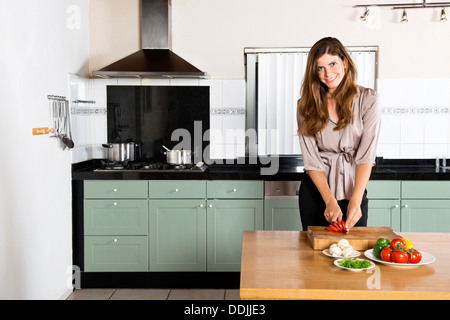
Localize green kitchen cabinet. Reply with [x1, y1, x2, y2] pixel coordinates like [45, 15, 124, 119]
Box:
[84, 180, 148, 199]
[367, 180, 450, 233]
[400, 200, 450, 232]
[366, 199, 401, 231]
[400, 181, 450, 232]
[83, 180, 149, 272]
[148, 180, 207, 271]
[206, 199, 263, 271]
[149, 199, 207, 271]
[84, 199, 148, 236]
[366, 181, 401, 231]
[264, 199, 301, 231]
[206, 180, 264, 272]
[84, 235, 148, 272]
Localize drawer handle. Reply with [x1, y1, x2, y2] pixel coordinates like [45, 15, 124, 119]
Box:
[113, 239, 118, 243]
[208, 204, 213, 208]
[174, 188, 179, 192]
[113, 202, 117, 206]
[392, 205, 399, 209]
[232, 188, 237, 192]
[403, 204, 409, 208]
[113, 188, 118, 192]
[199, 204, 204, 208]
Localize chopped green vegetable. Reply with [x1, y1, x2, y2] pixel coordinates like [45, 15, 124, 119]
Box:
[338, 258, 372, 269]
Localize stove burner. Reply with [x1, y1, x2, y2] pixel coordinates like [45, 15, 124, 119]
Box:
[96, 160, 206, 172]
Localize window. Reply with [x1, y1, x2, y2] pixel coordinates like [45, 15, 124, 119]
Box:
[245, 47, 377, 156]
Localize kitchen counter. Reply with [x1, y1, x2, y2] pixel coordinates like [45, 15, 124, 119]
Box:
[72, 157, 450, 181]
[239, 230, 450, 300]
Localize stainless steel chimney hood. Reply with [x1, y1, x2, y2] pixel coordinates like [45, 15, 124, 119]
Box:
[92, 0, 207, 79]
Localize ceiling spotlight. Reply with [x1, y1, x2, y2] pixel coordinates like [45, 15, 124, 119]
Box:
[360, 8, 371, 21]
[401, 9, 408, 23]
[441, 8, 448, 21]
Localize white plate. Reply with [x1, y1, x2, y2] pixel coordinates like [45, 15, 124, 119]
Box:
[323, 248, 360, 259]
[334, 258, 375, 272]
[364, 249, 436, 268]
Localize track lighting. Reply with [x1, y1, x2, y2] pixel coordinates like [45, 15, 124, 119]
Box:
[441, 8, 448, 21]
[354, 1, 450, 23]
[360, 8, 371, 21]
[401, 9, 408, 23]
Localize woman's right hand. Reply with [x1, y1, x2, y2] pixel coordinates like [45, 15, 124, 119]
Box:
[324, 198, 343, 223]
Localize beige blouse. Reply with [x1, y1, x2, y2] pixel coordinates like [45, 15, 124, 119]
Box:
[298, 86, 381, 201]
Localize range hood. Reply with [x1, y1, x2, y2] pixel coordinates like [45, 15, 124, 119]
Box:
[92, 0, 207, 79]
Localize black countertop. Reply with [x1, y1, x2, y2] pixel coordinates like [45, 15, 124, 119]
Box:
[72, 156, 450, 181]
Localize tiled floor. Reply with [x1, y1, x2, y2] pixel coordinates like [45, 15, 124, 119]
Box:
[66, 288, 240, 300]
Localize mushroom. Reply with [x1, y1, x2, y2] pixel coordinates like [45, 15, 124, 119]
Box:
[342, 246, 354, 257]
[329, 244, 342, 257]
[337, 239, 350, 249]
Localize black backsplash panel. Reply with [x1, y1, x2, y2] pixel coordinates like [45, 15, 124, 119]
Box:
[107, 86, 210, 162]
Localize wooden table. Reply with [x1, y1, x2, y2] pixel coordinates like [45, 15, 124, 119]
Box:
[240, 230, 450, 300]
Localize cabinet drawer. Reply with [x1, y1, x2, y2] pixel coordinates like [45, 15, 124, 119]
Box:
[84, 200, 148, 235]
[84, 236, 148, 272]
[207, 180, 263, 199]
[149, 180, 206, 199]
[84, 180, 148, 199]
[401, 181, 450, 199]
[367, 180, 400, 199]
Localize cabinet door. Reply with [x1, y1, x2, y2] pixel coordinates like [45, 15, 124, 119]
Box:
[149, 180, 206, 199]
[367, 181, 401, 199]
[264, 199, 302, 231]
[84, 180, 148, 199]
[207, 180, 263, 199]
[84, 236, 148, 272]
[149, 200, 206, 271]
[367, 199, 401, 232]
[401, 200, 450, 232]
[84, 200, 148, 235]
[207, 199, 263, 271]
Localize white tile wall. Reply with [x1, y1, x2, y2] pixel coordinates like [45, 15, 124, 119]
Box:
[69, 75, 450, 163]
[376, 77, 450, 159]
[69, 76, 247, 163]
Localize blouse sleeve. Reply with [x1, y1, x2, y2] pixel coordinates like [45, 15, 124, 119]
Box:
[298, 133, 325, 172]
[354, 88, 381, 165]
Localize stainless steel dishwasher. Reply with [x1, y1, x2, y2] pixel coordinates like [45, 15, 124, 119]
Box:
[264, 181, 302, 230]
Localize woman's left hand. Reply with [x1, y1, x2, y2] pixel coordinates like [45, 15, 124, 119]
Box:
[345, 199, 362, 229]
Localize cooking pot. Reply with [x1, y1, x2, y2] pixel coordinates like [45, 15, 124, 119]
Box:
[102, 142, 141, 162]
[163, 145, 192, 165]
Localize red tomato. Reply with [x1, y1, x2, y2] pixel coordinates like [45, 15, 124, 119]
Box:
[392, 249, 409, 263]
[408, 250, 422, 264]
[390, 238, 406, 250]
[380, 247, 393, 262]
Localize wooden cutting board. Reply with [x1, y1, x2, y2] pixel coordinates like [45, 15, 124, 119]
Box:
[307, 226, 402, 250]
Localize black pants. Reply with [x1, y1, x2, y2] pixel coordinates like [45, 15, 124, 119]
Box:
[298, 175, 368, 231]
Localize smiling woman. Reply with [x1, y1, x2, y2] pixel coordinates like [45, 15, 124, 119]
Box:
[244, 46, 376, 156]
[297, 37, 381, 231]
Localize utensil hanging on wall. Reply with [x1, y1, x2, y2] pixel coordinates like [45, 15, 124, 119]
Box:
[48, 95, 74, 150]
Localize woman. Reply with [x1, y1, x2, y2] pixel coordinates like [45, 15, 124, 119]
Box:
[297, 37, 381, 231]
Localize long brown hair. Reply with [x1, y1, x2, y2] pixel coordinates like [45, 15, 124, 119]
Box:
[297, 37, 358, 137]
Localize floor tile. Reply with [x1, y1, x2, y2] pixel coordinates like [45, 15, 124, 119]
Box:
[66, 289, 115, 300]
[109, 289, 170, 300]
[224, 289, 240, 300]
[167, 289, 225, 300]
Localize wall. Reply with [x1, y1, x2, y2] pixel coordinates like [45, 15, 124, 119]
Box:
[0, 0, 89, 299]
[85, 0, 450, 160]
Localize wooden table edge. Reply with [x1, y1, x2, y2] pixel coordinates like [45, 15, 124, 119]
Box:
[239, 287, 450, 300]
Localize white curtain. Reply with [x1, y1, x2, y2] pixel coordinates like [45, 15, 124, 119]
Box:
[255, 48, 376, 156]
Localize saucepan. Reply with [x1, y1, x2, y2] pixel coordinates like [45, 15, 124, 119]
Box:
[102, 142, 142, 162]
[163, 145, 192, 165]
